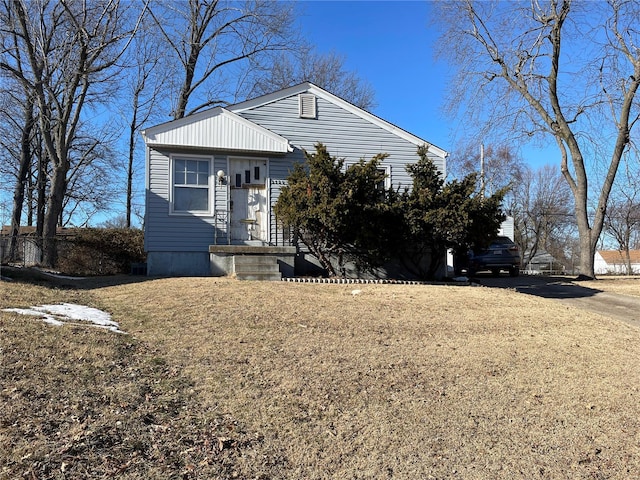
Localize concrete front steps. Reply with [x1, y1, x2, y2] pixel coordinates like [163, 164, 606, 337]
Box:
[233, 255, 282, 281]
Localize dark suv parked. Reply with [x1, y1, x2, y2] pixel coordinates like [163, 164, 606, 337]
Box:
[467, 236, 521, 277]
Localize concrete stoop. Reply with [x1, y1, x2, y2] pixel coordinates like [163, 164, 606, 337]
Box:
[233, 255, 282, 281]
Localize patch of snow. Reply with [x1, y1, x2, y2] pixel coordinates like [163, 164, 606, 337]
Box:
[3, 308, 65, 326]
[2, 303, 125, 334]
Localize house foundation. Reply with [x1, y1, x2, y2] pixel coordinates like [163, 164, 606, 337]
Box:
[209, 245, 297, 278]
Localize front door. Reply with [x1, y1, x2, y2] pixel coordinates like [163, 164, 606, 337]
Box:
[229, 158, 267, 242]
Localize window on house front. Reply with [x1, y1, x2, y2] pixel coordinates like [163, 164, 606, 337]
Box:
[344, 162, 391, 198]
[377, 166, 391, 190]
[173, 158, 210, 212]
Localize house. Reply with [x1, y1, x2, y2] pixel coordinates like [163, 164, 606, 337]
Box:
[522, 251, 565, 275]
[594, 250, 640, 275]
[142, 82, 447, 278]
[498, 216, 515, 241]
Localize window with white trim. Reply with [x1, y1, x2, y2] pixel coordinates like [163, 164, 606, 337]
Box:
[377, 165, 391, 190]
[344, 162, 391, 197]
[172, 157, 210, 213]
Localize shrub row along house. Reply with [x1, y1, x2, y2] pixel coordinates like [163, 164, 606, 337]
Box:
[142, 82, 447, 279]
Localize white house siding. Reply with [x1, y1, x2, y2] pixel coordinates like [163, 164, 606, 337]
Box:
[142, 107, 291, 154]
[594, 250, 640, 275]
[498, 217, 515, 241]
[212, 155, 230, 244]
[236, 94, 443, 190]
[594, 252, 608, 275]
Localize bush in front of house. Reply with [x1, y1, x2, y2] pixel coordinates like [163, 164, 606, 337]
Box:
[397, 145, 506, 279]
[275, 143, 399, 277]
[56, 228, 145, 276]
[275, 143, 506, 280]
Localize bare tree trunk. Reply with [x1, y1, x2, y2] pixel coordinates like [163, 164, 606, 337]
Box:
[26, 168, 34, 226]
[126, 86, 141, 228]
[9, 97, 35, 261]
[8, 1, 142, 266]
[565, 142, 599, 279]
[434, 1, 640, 280]
[36, 150, 46, 241]
[624, 250, 632, 276]
[42, 165, 68, 267]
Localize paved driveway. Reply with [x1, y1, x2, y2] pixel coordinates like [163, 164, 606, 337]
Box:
[475, 274, 640, 328]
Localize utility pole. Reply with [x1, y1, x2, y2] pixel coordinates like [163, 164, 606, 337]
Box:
[480, 143, 485, 197]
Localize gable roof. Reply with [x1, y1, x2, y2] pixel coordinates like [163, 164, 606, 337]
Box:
[141, 107, 292, 154]
[228, 82, 448, 159]
[597, 250, 640, 265]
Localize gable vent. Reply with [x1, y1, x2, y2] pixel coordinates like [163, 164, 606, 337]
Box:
[299, 93, 317, 119]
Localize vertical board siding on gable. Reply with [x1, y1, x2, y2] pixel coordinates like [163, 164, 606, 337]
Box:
[239, 95, 443, 192]
[146, 147, 216, 252]
[149, 113, 287, 153]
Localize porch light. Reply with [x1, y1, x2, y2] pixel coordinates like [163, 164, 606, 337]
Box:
[217, 170, 226, 185]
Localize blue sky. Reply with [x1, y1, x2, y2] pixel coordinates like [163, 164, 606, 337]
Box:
[295, 0, 555, 168]
[297, 1, 451, 150]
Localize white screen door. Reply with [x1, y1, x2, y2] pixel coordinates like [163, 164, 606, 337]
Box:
[229, 159, 267, 242]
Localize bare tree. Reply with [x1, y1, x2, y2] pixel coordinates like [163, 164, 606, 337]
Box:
[605, 197, 640, 273]
[149, 0, 299, 120]
[603, 155, 640, 273]
[0, 81, 35, 261]
[447, 142, 524, 196]
[0, 9, 37, 261]
[119, 22, 166, 227]
[510, 164, 573, 269]
[1, 0, 144, 266]
[61, 128, 120, 227]
[251, 47, 377, 110]
[434, 0, 640, 278]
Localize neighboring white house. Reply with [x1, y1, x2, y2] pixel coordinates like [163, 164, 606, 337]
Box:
[594, 250, 640, 275]
[498, 216, 515, 241]
[141, 82, 448, 278]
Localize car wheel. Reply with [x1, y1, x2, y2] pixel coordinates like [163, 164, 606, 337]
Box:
[491, 268, 500, 277]
[509, 267, 519, 277]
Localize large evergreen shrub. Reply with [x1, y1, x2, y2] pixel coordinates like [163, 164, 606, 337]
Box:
[275, 143, 506, 280]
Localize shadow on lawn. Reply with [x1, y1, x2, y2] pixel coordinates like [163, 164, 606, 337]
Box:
[474, 273, 603, 300]
[0, 265, 155, 290]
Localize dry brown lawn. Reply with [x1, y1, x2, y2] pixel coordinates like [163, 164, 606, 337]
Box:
[2, 272, 640, 479]
[581, 276, 640, 298]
